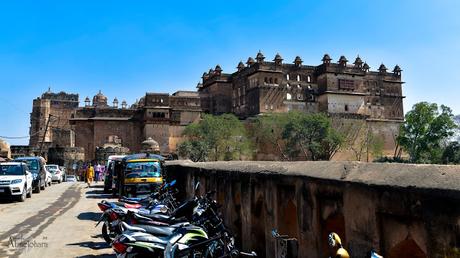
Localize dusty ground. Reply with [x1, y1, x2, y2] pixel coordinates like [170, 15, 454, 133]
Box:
[0, 181, 115, 258]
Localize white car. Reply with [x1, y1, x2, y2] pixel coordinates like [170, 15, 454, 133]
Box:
[66, 175, 78, 182]
[45, 164, 63, 183]
[0, 162, 33, 202]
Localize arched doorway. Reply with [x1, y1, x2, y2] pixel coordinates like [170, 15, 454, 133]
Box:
[321, 213, 346, 257]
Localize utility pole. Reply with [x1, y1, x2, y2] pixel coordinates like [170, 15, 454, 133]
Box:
[38, 114, 52, 157]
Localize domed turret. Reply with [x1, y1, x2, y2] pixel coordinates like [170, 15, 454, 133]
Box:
[393, 65, 402, 76]
[363, 62, 370, 72]
[256, 51, 265, 63]
[378, 63, 387, 74]
[273, 53, 283, 65]
[353, 55, 363, 68]
[294, 56, 303, 66]
[0, 138, 11, 160]
[214, 64, 222, 75]
[237, 61, 245, 71]
[141, 137, 160, 154]
[322, 54, 332, 64]
[338, 55, 348, 66]
[246, 57, 255, 66]
[84, 96, 91, 107]
[92, 90, 108, 107]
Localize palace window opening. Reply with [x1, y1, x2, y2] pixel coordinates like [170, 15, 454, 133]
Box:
[286, 93, 292, 100]
[307, 75, 311, 82]
[297, 75, 301, 81]
[286, 74, 290, 80]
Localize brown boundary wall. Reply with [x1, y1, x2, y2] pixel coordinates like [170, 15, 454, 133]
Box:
[166, 161, 460, 258]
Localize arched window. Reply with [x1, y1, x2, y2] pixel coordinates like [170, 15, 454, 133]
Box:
[307, 75, 311, 82]
[297, 74, 301, 81]
[269, 78, 273, 84]
[286, 74, 290, 80]
[275, 78, 278, 84]
[286, 93, 292, 100]
[286, 83, 291, 89]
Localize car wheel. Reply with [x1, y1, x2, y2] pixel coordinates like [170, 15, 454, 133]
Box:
[26, 186, 32, 198]
[18, 187, 26, 202]
[35, 180, 41, 193]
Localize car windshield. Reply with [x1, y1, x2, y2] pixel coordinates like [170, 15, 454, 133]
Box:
[0, 165, 23, 176]
[45, 165, 59, 171]
[16, 159, 38, 171]
[125, 161, 161, 177]
[126, 172, 160, 178]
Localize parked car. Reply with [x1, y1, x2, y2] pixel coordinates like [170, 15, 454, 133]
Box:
[0, 162, 33, 202]
[66, 175, 78, 182]
[45, 165, 63, 183]
[14, 157, 47, 193]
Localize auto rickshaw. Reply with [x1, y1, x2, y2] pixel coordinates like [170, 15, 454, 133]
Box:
[113, 153, 165, 197]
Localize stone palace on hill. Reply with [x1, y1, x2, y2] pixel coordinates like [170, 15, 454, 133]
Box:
[14, 52, 404, 166]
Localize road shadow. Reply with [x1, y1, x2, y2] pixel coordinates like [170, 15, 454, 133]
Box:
[77, 211, 102, 221]
[85, 188, 114, 199]
[90, 184, 104, 189]
[68, 240, 110, 250]
[0, 199, 15, 204]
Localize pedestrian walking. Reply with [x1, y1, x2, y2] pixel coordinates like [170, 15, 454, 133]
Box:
[86, 164, 94, 187]
[94, 163, 100, 183]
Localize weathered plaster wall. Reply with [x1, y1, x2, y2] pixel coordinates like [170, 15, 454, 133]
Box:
[166, 161, 460, 258]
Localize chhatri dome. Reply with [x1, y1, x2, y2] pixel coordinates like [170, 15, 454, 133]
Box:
[92, 90, 108, 107]
[141, 137, 160, 154]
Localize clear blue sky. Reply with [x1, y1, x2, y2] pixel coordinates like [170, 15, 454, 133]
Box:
[1, 0, 459, 145]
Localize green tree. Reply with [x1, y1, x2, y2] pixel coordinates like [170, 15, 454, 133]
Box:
[178, 114, 251, 161]
[441, 141, 460, 164]
[282, 112, 343, 160]
[397, 102, 457, 163]
[249, 112, 295, 160]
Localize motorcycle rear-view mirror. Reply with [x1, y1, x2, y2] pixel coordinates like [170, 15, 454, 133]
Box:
[194, 182, 200, 197]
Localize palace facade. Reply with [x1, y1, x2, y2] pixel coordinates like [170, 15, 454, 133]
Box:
[23, 52, 404, 162]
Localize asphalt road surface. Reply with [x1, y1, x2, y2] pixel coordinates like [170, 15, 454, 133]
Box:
[0, 181, 115, 258]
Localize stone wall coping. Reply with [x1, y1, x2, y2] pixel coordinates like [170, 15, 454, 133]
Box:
[166, 160, 460, 193]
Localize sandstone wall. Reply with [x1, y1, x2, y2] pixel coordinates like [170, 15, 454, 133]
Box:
[166, 161, 460, 258]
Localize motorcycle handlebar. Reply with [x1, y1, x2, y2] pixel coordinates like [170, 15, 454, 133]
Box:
[239, 251, 257, 257]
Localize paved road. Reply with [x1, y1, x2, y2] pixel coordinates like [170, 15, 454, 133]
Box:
[0, 181, 115, 258]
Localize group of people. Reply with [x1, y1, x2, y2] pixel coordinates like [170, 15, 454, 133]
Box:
[79, 162, 106, 187]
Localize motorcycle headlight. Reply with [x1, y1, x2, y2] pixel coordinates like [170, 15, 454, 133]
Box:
[11, 179, 22, 184]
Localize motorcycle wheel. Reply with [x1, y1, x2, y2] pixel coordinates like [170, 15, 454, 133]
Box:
[102, 222, 115, 244]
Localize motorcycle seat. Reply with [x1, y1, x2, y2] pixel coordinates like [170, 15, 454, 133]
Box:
[120, 222, 146, 233]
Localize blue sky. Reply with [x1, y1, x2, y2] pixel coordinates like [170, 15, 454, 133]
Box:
[0, 0, 459, 145]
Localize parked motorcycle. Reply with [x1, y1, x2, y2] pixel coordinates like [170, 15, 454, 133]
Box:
[110, 183, 257, 257]
[96, 180, 179, 243]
